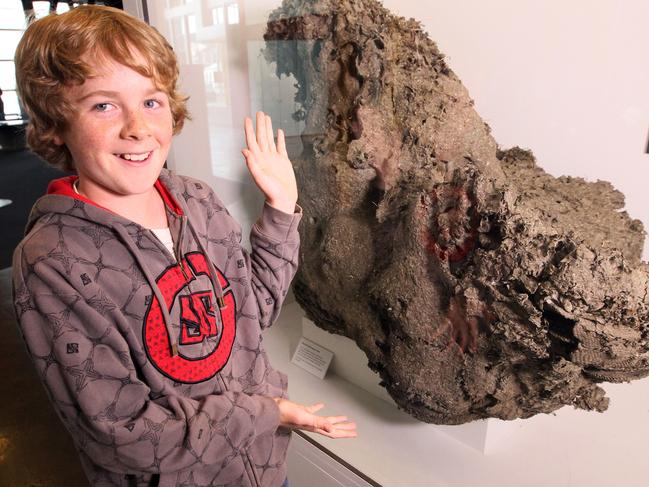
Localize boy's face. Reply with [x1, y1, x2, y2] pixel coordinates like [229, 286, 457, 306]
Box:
[54, 56, 174, 206]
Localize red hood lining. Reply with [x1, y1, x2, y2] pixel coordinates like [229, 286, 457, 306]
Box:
[46, 176, 185, 216]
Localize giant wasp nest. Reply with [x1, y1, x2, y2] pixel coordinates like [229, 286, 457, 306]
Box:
[264, 0, 649, 424]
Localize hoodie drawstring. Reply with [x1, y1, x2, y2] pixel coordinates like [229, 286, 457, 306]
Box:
[184, 217, 228, 311]
[114, 213, 228, 358]
[114, 224, 179, 355]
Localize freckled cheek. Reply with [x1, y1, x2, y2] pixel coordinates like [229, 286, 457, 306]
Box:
[89, 133, 115, 154]
[159, 114, 174, 137]
[156, 124, 174, 146]
[72, 131, 118, 162]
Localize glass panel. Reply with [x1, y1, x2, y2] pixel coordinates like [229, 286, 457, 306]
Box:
[0, 31, 22, 61]
[102, 3, 649, 486]
[148, 1, 305, 234]
[144, 0, 649, 259]
[0, 62, 16, 91]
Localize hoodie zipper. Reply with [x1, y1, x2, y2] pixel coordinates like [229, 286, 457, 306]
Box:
[177, 214, 260, 486]
[153, 190, 258, 486]
[174, 216, 191, 280]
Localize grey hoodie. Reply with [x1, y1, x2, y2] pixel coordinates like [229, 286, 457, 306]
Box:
[12, 169, 301, 487]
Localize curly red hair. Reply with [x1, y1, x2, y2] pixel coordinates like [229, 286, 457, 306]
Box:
[15, 5, 189, 171]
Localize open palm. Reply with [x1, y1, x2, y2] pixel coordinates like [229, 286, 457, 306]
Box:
[274, 398, 357, 439]
[242, 112, 298, 214]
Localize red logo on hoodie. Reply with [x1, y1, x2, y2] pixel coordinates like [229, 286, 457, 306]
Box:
[144, 252, 236, 383]
[179, 292, 220, 345]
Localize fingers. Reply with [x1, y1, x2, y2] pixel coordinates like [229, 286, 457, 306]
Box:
[325, 418, 356, 432]
[312, 416, 334, 433]
[315, 421, 358, 439]
[306, 409, 358, 438]
[278, 400, 358, 439]
[323, 415, 348, 424]
[244, 117, 260, 153]
[334, 422, 357, 431]
[246, 112, 284, 155]
[320, 429, 358, 439]
[266, 114, 277, 151]
[277, 129, 288, 156]
[256, 111, 268, 152]
[447, 295, 480, 355]
[310, 417, 357, 436]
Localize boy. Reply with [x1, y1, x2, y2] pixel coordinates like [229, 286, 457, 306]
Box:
[12, 5, 355, 487]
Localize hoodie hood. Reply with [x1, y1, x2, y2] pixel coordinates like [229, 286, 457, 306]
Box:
[28, 171, 185, 231]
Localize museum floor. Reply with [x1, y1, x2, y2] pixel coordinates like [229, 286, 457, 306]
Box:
[0, 148, 84, 485]
[0, 267, 88, 486]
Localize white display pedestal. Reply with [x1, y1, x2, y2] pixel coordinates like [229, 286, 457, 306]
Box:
[302, 318, 510, 454]
[264, 301, 649, 487]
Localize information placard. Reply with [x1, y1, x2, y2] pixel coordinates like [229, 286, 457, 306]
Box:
[291, 337, 334, 379]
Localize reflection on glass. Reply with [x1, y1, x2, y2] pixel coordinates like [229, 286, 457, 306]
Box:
[226, 4, 239, 24]
[147, 1, 304, 238]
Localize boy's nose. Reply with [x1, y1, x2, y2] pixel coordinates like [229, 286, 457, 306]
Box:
[120, 110, 150, 139]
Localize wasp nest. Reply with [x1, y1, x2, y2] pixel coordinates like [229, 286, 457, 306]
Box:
[264, 0, 649, 424]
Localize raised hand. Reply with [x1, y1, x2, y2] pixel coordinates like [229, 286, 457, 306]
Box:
[273, 398, 358, 439]
[242, 111, 298, 214]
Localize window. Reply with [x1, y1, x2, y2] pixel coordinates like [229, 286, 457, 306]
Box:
[226, 3, 239, 25]
[212, 6, 224, 25]
[0, 2, 74, 121]
[0, 4, 27, 121]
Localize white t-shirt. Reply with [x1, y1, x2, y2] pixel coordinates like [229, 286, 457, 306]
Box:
[150, 227, 175, 257]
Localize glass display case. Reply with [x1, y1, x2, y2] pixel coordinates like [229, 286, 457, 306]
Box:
[123, 2, 649, 486]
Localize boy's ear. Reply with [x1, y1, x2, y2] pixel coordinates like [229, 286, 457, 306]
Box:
[52, 133, 65, 146]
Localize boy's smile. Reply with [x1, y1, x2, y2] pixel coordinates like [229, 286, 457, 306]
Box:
[54, 55, 174, 217]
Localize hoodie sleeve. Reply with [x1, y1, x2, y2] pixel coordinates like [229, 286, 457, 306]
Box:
[246, 202, 302, 330]
[12, 251, 281, 475]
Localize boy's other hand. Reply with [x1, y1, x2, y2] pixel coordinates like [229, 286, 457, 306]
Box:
[273, 398, 358, 439]
[243, 112, 298, 214]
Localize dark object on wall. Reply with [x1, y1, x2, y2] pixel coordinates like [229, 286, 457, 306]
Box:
[264, 0, 649, 424]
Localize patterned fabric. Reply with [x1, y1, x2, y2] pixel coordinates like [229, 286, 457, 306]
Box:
[12, 169, 301, 486]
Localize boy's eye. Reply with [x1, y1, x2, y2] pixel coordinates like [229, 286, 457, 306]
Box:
[144, 99, 161, 109]
[94, 102, 114, 112]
